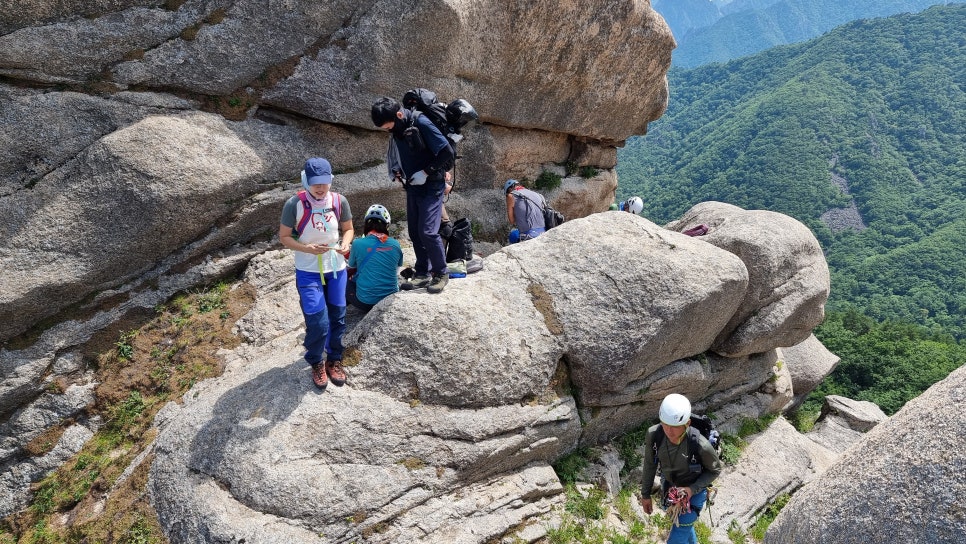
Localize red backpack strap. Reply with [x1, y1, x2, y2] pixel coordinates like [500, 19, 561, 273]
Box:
[295, 190, 312, 236]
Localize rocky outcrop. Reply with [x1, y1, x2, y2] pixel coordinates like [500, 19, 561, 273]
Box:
[707, 395, 885, 544]
[148, 210, 834, 542]
[765, 365, 964, 543]
[0, 0, 674, 344]
[666, 202, 830, 358]
[781, 334, 840, 410]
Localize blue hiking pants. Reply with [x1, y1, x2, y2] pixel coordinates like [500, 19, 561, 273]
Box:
[667, 489, 708, 544]
[406, 181, 447, 276]
[296, 269, 347, 364]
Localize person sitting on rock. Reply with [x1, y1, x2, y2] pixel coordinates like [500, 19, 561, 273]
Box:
[640, 393, 723, 544]
[504, 179, 546, 243]
[347, 204, 403, 312]
[278, 157, 353, 391]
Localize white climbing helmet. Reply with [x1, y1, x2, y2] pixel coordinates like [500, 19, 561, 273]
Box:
[659, 393, 691, 426]
[625, 196, 644, 215]
[365, 204, 391, 225]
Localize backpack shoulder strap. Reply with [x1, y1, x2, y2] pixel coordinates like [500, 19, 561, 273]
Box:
[652, 425, 665, 464]
[356, 236, 384, 272]
[330, 191, 341, 223]
[513, 190, 546, 210]
[686, 426, 703, 464]
[295, 190, 312, 236]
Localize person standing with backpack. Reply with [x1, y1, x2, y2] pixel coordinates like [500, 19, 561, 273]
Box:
[503, 179, 547, 243]
[278, 158, 353, 390]
[640, 393, 723, 543]
[371, 96, 454, 294]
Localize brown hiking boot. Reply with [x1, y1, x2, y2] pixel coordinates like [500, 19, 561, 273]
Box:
[311, 363, 328, 390]
[326, 360, 346, 387]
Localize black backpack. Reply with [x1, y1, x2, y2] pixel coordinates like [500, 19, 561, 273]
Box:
[512, 191, 565, 230]
[401, 88, 478, 144]
[542, 205, 565, 229]
[652, 414, 722, 466]
[445, 217, 474, 263]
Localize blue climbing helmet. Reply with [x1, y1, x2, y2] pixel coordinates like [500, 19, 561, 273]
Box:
[503, 179, 519, 195]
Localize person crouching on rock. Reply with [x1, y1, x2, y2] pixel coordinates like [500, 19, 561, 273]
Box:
[640, 393, 723, 544]
[278, 158, 353, 391]
[504, 179, 546, 244]
[347, 204, 403, 313]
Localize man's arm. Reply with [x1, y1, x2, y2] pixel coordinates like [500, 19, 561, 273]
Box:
[690, 436, 723, 494]
[506, 193, 516, 224]
[639, 426, 659, 514]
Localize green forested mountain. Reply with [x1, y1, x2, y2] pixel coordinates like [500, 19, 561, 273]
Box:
[617, 5, 966, 410]
[664, 0, 951, 68]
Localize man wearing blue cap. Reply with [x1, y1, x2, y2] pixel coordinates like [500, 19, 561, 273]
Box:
[278, 158, 354, 390]
[371, 96, 454, 293]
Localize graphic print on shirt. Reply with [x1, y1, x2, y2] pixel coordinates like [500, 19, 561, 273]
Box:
[310, 210, 334, 232]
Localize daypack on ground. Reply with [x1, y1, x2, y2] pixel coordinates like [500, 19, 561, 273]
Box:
[445, 217, 474, 263]
[652, 413, 722, 466]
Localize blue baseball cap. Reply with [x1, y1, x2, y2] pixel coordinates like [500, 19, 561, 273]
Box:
[303, 158, 333, 185]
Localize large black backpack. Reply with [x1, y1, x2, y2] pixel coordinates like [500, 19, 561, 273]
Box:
[652, 414, 722, 466]
[445, 217, 474, 263]
[401, 88, 478, 144]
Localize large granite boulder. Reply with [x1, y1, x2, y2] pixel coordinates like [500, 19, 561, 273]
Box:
[781, 334, 840, 410]
[0, 0, 673, 344]
[351, 212, 748, 409]
[707, 394, 885, 544]
[666, 201, 830, 358]
[765, 364, 966, 544]
[147, 210, 833, 541]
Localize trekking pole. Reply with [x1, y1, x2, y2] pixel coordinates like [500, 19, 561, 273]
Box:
[706, 486, 717, 527]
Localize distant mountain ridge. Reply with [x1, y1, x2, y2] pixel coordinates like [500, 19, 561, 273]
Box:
[653, 0, 953, 67]
[617, 4, 966, 337]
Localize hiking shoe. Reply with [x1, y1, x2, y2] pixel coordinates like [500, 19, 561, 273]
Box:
[427, 273, 448, 294]
[311, 363, 328, 390]
[401, 274, 430, 290]
[326, 360, 346, 387]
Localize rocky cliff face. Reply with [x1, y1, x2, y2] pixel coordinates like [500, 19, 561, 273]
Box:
[0, 0, 674, 343]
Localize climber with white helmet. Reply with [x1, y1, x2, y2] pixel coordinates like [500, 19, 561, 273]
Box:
[640, 393, 723, 543]
[618, 196, 645, 215]
[347, 204, 404, 313]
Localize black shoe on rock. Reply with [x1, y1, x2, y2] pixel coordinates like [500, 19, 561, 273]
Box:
[427, 274, 448, 294]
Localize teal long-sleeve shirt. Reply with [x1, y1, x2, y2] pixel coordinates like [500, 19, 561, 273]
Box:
[640, 424, 722, 497]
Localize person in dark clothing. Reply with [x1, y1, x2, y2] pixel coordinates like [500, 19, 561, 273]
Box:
[640, 393, 723, 544]
[371, 96, 454, 294]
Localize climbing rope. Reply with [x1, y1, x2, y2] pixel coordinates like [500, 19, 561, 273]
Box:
[665, 487, 691, 527]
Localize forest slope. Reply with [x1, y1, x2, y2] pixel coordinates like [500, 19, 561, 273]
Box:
[617, 5, 966, 410]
